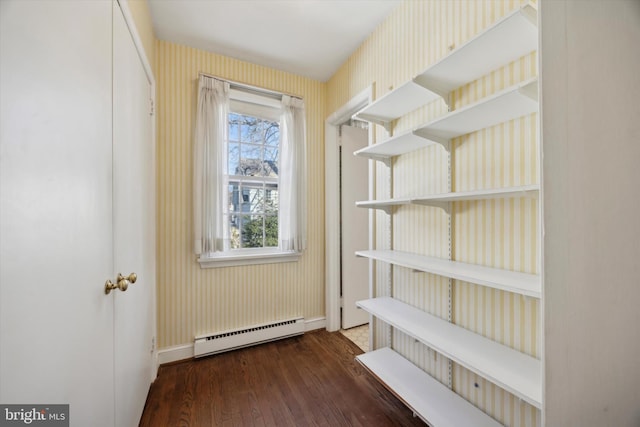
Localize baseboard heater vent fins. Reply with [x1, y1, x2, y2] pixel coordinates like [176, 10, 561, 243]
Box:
[194, 317, 305, 358]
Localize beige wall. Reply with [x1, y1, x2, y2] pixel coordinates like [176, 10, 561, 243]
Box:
[126, 0, 155, 73]
[155, 40, 327, 349]
[327, 1, 539, 426]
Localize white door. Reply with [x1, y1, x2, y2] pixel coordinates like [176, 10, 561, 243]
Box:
[0, 1, 154, 426]
[0, 0, 116, 424]
[112, 3, 155, 426]
[340, 125, 370, 329]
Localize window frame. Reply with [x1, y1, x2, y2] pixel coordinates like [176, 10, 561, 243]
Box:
[198, 88, 300, 268]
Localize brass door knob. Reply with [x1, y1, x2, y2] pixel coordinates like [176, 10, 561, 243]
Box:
[118, 272, 137, 285]
[104, 273, 137, 295]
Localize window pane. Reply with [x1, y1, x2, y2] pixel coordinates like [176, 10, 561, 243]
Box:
[239, 116, 251, 142]
[262, 160, 277, 177]
[264, 147, 278, 171]
[229, 113, 240, 142]
[241, 185, 264, 214]
[228, 214, 240, 249]
[228, 142, 239, 175]
[240, 116, 253, 142]
[239, 145, 263, 176]
[265, 185, 278, 213]
[264, 123, 279, 147]
[241, 215, 264, 248]
[228, 183, 239, 213]
[251, 120, 265, 143]
[240, 143, 262, 159]
[265, 215, 278, 247]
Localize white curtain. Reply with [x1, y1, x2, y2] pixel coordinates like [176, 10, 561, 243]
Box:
[193, 76, 230, 255]
[279, 95, 307, 252]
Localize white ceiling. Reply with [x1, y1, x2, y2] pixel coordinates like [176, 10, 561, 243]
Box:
[148, 0, 401, 82]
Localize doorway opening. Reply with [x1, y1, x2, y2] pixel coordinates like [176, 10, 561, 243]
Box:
[325, 86, 375, 351]
[338, 120, 370, 350]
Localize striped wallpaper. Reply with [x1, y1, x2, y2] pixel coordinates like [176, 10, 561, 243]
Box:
[154, 1, 539, 425]
[155, 40, 327, 349]
[327, 1, 539, 426]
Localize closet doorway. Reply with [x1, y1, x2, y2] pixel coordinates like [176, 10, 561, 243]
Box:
[339, 123, 369, 329]
[325, 86, 374, 336]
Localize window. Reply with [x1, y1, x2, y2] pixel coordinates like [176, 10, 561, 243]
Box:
[193, 75, 306, 268]
[227, 112, 280, 250]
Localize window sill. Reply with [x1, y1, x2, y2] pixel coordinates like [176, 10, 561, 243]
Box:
[198, 250, 301, 269]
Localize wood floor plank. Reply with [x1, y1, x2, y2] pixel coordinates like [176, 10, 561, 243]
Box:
[140, 330, 425, 426]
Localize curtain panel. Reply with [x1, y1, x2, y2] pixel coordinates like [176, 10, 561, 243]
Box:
[279, 95, 307, 252]
[193, 76, 230, 255]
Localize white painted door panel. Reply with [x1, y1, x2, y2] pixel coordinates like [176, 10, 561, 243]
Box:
[113, 3, 155, 426]
[0, 1, 115, 425]
[1, 2, 154, 426]
[340, 125, 369, 329]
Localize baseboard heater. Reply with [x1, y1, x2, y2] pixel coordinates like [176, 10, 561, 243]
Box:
[194, 317, 305, 358]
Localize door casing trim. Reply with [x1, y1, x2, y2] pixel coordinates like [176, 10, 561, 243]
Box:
[325, 86, 374, 333]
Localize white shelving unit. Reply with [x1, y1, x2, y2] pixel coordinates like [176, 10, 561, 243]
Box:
[356, 184, 539, 213]
[354, 128, 439, 163]
[356, 347, 503, 427]
[355, 78, 538, 162]
[353, 3, 540, 425]
[357, 297, 542, 408]
[355, 3, 537, 131]
[356, 250, 541, 298]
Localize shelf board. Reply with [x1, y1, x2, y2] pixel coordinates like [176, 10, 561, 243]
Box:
[355, 197, 412, 214]
[414, 3, 537, 102]
[357, 297, 542, 408]
[354, 3, 537, 128]
[355, 249, 540, 298]
[354, 128, 442, 162]
[355, 78, 538, 161]
[357, 347, 503, 427]
[356, 184, 539, 214]
[412, 184, 539, 210]
[415, 78, 538, 143]
[355, 80, 441, 129]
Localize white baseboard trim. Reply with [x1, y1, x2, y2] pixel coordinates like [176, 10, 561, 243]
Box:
[152, 351, 159, 381]
[304, 316, 326, 332]
[157, 343, 194, 365]
[156, 317, 327, 366]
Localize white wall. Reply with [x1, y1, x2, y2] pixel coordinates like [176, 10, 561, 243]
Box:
[541, 0, 640, 425]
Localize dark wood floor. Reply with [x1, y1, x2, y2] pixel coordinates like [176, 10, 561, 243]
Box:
[140, 329, 425, 426]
